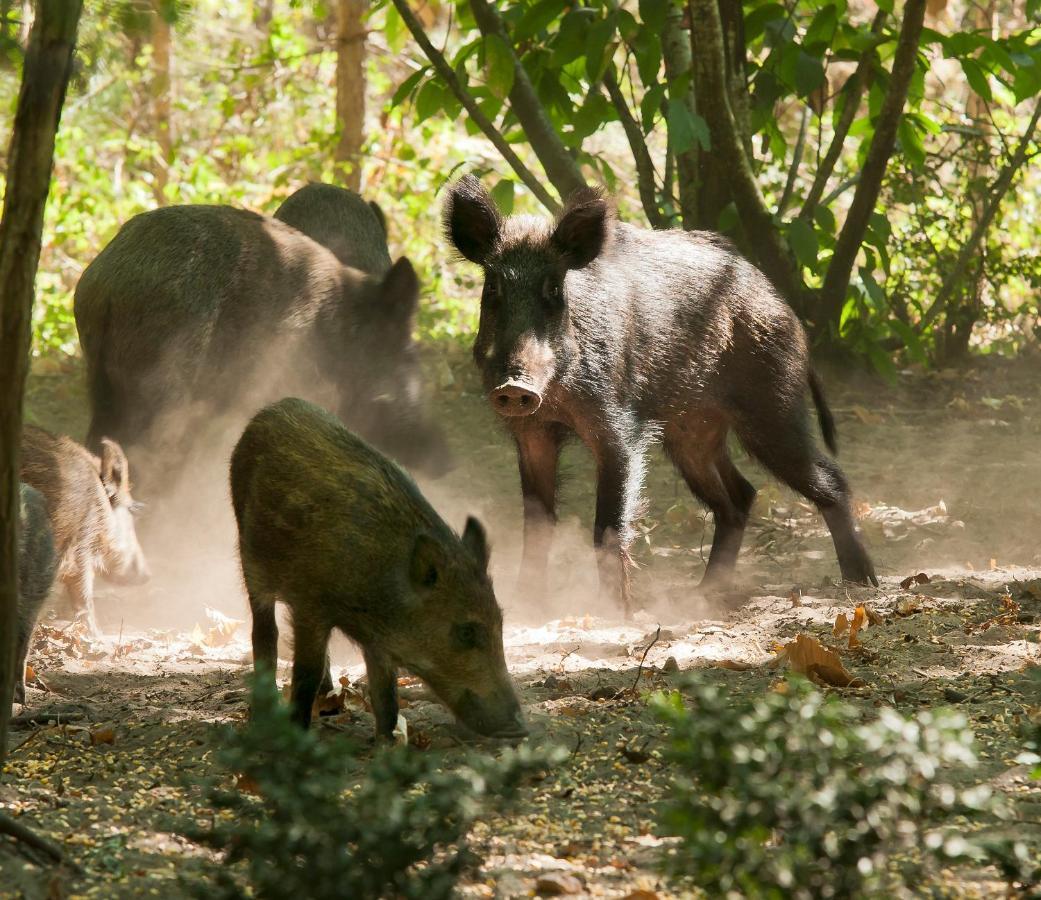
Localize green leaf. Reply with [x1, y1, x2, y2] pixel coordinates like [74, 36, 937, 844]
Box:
[390, 68, 428, 109]
[573, 93, 613, 142]
[960, 58, 993, 102]
[552, 10, 591, 66]
[745, 3, 787, 44]
[632, 28, 662, 86]
[384, 4, 406, 53]
[639, 0, 669, 31]
[786, 218, 819, 269]
[640, 83, 667, 133]
[897, 116, 925, 168]
[490, 179, 515, 216]
[666, 99, 710, 154]
[414, 80, 445, 122]
[804, 5, 838, 49]
[794, 50, 826, 96]
[485, 35, 516, 100]
[515, 0, 562, 41]
[585, 13, 618, 83]
[813, 204, 836, 235]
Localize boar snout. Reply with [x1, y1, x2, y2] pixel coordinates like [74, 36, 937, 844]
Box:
[454, 687, 528, 739]
[489, 380, 543, 417]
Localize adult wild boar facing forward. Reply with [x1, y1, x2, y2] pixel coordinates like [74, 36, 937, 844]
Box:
[75, 202, 450, 486]
[445, 176, 877, 615]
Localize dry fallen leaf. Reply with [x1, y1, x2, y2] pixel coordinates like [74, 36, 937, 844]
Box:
[863, 605, 885, 626]
[833, 613, 850, 636]
[204, 607, 244, 647]
[849, 606, 867, 648]
[850, 405, 883, 425]
[236, 773, 261, 795]
[89, 727, 116, 746]
[896, 598, 920, 616]
[24, 663, 35, 682]
[713, 659, 757, 671]
[990, 558, 999, 571]
[900, 572, 932, 590]
[622, 892, 660, 900]
[779, 634, 865, 688]
[789, 588, 802, 607]
[536, 873, 584, 896]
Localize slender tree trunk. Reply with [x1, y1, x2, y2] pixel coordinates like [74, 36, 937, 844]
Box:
[662, 3, 698, 228]
[334, 0, 366, 191]
[687, 0, 804, 306]
[150, 0, 172, 203]
[603, 69, 664, 228]
[817, 0, 927, 335]
[0, 0, 82, 765]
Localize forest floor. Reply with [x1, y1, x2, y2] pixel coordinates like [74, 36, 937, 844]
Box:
[3, 349, 1041, 898]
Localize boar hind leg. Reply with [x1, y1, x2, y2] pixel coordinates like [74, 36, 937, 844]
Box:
[666, 419, 756, 588]
[249, 595, 279, 679]
[363, 648, 399, 740]
[515, 425, 563, 601]
[288, 612, 332, 729]
[738, 413, 877, 587]
[13, 625, 32, 705]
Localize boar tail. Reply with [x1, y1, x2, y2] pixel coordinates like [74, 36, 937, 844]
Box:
[808, 368, 838, 456]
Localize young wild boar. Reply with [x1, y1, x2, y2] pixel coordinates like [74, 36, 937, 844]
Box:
[74, 200, 450, 487]
[20, 426, 150, 637]
[230, 397, 526, 740]
[13, 483, 58, 705]
[274, 182, 391, 275]
[445, 176, 877, 614]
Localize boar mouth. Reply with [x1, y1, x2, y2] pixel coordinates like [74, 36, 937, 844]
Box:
[488, 380, 543, 418]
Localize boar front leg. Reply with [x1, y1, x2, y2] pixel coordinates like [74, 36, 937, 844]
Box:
[591, 432, 647, 618]
[363, 648, 400, 741]
[514, 424, 563, 603]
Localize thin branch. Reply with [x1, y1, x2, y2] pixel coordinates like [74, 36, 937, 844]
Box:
[818, 0, 927, 331]
[603, 69, 665, 228]
[389, 0, 561, 213]
[820, 174, 860, 207]
[662, 2, 699, 228]
[0, 811, 70, 868]
[778, 104, 809, 217]
[468, 0, 586, 200]
[918, 95, 1041, 332]
[799, 9, 887, 221]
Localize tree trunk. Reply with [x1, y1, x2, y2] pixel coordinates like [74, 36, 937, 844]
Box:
[150, 0, 172, 203]
[816, 0, 927, 335]
[687, 0, 804, 307]
[334, 0, 366, 191]
[0, 0, 82, 765]
[662, 4, 698, 229]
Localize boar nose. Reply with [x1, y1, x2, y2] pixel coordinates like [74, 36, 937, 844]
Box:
[489, 381, 542, 417]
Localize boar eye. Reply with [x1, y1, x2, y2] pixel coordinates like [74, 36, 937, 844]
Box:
[421, 564, 438, 587]
[542, 278, 564, 305]
[452, 621, 484, 650]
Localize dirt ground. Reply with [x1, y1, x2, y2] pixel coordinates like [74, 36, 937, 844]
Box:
[3, 349, 1041, 898]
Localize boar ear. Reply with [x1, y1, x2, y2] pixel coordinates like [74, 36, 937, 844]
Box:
[551, 186, 613, 270]
[378, 256, 420, 323]
[409, 533, 442, 591]
[444, 175, 502, 265]
[368, 200, 388, 238]
[461, 516, 490, 571]
[99, 438, 129, 502]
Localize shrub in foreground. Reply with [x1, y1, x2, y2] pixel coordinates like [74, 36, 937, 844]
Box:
[191, 676, 559, 900]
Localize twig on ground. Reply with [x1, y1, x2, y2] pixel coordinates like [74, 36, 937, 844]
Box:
[0, 811, 77, 870]
[631, 625, 662, 692]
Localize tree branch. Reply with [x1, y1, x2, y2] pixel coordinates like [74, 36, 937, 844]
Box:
[817, 0, 926, 332]
[918, 95, 1041, 332]
[778, 104, 809, 217]
[603, 69, 664, 228]
[799, 9, 887, 221]
[468, 0, 586, 201]
[389, 0, 561, 213]
[687, 0, 805, 306]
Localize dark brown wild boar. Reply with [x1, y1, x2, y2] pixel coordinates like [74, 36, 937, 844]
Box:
[444, 176, 877, 615]
[230, 397, 526, 740]
[74, 198, 450, 487]
[21, 426, 150, 637]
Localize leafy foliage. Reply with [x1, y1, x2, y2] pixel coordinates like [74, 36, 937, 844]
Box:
[190, 674, 561, 900]
[652, 676, 993, 897]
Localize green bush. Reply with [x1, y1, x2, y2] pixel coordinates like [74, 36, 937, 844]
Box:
[191, 675, 559, 900]
[652, 676, 988, 898]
